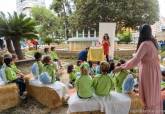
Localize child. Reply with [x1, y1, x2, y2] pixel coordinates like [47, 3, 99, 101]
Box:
[114, 59, 129, 93]
[92, 62, 101, 75]
[50, 47, 59, 61]
[109, 61, 115, 73]
[75, 62, 93, 99]
[44, 47, 50, 55]
[161, 71, 165, 89]
[41, 56, 56, 84]
[93, 61, 113, 96]
[122, 75, 144, 114]
[11, 54, 25, 77]
[50, 46, 62, 68]
[4, 57, 27, 99]
[75, 60, 82, 73]
[31, 52, 43, 79]
[67, 64, 76, 86]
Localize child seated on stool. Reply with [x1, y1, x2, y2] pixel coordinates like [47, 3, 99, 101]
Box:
[40, 55, 56, 84]
[31, 52, 43, 79]
[4, 57, 27, 99]
[114, 59, 129, 93]
[122, 75, 144, 114]
[11, 54, 24, 76]
[75, 62, 93, 99]
[67, 64, 76, 87]
[93, 61, 113, 96]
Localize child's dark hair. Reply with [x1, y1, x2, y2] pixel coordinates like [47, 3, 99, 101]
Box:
[51, 47, 55, 51]
[88, 61, 92, 68]
[0, 55, 3, 65]
[100, 61, 110, 74]
[34, 52, 42, 61]
[162, 71, 165, 77]
[67, 64, 74, 73]
[12, 54, 17, 60]
[4, 57, 12, 67]
[42, 56, 51, 64]
[119, 59, 126, 64]
[77, 60, 82, 66]
[109, 62, 115, 73]
[44, 47, 49, 53]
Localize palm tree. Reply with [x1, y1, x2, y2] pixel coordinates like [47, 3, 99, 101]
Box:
[0, 12, 15, 53]
[0, 12, 38, 59]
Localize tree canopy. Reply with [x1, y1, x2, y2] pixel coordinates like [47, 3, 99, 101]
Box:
[31, 6, 64, 42]
[69, 0, 159, 32]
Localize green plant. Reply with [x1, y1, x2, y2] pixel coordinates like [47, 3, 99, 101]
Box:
[44, 38, 53, 45]
[117, 31, 132, 43]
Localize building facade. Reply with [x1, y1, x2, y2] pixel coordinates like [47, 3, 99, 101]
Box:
[16, 0, 45, 16]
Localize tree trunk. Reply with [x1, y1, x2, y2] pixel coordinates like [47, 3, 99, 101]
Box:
[5, 37, 15, 53]
[12, 38, 24, 60]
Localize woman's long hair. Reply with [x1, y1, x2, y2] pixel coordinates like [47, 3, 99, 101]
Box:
[137, 24, 158, 51]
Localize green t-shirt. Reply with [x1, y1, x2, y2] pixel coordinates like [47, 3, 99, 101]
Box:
[75, 75, 93, 98]
[36, 61, 43, 75]
[93, 74, 113, 96]
[114, 70, 128, 93]
[161, 81, 165, 89]
[50, 51, 59, 60]
[75, 66, 80, 73]
[5, 66, 17, 81]
[11, 63, 20, 73]
[69, 72, 76, 81]
[43, 64, 56, 83]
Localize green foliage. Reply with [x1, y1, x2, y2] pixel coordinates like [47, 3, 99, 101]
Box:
[50, 0, 73, 39]
[0, 11, 37, 59]
[117, 31, 132, 43]
[70, 0, 159, 32]
[44, 37, 53, 45]
[31, 6, 64, 42]
[0, 12, 37, 39]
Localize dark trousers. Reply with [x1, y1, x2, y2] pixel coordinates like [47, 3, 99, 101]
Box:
[12, 78, 26, 96]
[106, 54, 109, 62]
[163, 100, 165, 114]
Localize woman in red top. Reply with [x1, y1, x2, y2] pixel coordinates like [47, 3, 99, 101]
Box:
[102, 34, 110, 62]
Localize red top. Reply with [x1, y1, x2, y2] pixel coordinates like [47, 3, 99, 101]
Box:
[102, 40, 110, 55]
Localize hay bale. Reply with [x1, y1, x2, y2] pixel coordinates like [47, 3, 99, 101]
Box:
[69, 93, 144, 114]
[129, 93, 144, 114]
[26, 81, 62, 109]
[69, 111, 105, 114]
[0, 83, 20, 112]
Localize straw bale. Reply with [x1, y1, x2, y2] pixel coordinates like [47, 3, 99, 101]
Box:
[26, 81, 62, 109]
[69, 111, 105, 114]
[0, 83, 19, 112]
[129, 93, 144, 114]
[69, 93, 144, 114]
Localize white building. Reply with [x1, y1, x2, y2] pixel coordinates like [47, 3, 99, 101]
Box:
[16, 0, 45, 16]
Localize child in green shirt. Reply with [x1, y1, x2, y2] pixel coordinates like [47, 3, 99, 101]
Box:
[93, 61, 113, 96]
[32, 52, 43, 79]
[50, 47, 62, 68]
[114, 60, 129, 93]
[75, 62, 93, 99]
[74, 60, 82, 73]
[4, 57, 27, 99]
[67, 64, 76, 86]
[42, 56, 56, 83]
[11, 54, 24, 76]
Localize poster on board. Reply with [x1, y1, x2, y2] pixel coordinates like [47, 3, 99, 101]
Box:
[99, 23, 116, 58]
